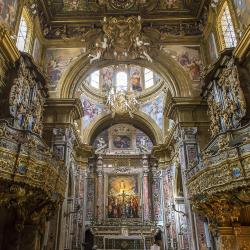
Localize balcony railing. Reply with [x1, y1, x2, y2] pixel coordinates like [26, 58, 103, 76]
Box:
[186, 123, 250, 198]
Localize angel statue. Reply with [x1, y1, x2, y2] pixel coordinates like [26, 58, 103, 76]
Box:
[88, 37, 109, 64]
[134, 36, 153, 63]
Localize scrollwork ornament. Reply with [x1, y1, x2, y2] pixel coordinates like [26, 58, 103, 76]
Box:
[207, 58, 246, 137]
[109, 0, 136, 10]
[9, 57, 45, 135]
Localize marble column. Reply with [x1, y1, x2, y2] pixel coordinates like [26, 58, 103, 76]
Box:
[151, 162, 163, 225]
[96, 155, 104, 224]
[142, 155, 151, 222]
[178, 127, 207, 250]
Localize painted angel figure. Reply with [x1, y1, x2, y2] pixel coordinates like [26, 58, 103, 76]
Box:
[134, 36, 153, 62]
[88, 37, 109, 64]
[106, 93, 113, 107]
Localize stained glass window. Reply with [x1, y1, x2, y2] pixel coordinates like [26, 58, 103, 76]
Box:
[16, 16, 28, 51]
[220, 5, 237, 48]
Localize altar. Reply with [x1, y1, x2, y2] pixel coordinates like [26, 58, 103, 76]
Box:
[103, 235, 146, 250]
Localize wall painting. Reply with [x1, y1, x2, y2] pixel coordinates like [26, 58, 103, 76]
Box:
[129, 65, 142, 92]
[162, 45, 202, 81]
[80, 95, 107, 128]
[45, 48, 84, 88]
[0, 0, 18, 29]
[107, 175, 140, 219]
[233, 0, 250, 32]
[141, 95, 164, 129]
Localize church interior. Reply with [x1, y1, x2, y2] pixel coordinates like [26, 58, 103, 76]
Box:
[0, 0, 250, 249]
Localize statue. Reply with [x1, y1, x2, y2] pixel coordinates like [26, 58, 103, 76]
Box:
[88, 37, 109, 63]
[134, 36, 153, 62]
[97, 137, 106, 149]
[95, 137, 107, 153]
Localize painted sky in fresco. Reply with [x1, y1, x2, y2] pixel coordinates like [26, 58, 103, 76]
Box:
[141, 95, 164, 129]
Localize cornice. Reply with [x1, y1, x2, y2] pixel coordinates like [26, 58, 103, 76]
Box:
[233, 26, 250, 63]
[44, 98, 84, 120]
[165, 97, 207, 119]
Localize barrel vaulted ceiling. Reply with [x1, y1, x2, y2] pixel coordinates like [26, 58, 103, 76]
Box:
[36, 0, 208, 39]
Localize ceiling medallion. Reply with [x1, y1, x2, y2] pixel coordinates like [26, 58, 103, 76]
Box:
[109, 0, 136, 10]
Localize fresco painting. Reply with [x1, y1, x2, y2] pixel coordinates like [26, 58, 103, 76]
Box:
[80, 95, 107, 128]
[45, 48, 84, 88]
[141, 95, 164, 129]
[101, 66, 114, 93]
[130, 66, 142, 92]
[113, 135, 131, 149]
[0, 0, 17, 29]
[108, 175, 140, 219]
[162, 45, 202, 81]
[233, 0, 250, 32]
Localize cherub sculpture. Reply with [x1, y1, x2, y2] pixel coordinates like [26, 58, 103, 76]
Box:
[88, 37, 109, 63]
[134, 36, 153, 62]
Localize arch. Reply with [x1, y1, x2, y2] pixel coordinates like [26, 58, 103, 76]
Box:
[59, 48, 194, 98]
[82, 111, 163, 145]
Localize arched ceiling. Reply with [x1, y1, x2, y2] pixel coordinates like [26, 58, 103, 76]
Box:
[82, 111, 163, 145]
[36, 0, 208, 40]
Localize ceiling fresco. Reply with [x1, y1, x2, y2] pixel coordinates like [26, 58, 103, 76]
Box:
[42, 0, 190, 15]
[35, 0, 208, 40]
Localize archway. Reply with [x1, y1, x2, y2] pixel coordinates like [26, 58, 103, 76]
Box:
[58, 48, 195, 99]
[82, 111, 163, 145]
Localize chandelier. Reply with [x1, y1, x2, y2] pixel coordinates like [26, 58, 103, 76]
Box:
[105, 88, 140, 118]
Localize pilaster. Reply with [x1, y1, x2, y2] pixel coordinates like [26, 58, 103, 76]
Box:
[142, 155, 151, 223]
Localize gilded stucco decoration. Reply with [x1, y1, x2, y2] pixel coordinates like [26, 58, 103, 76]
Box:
[88, 16, 153, 62]
[0, 120, 67, 230]
[106, 90, 140, 118]
[206, 58, 246, 137]
[9, 57, 46, 135]
[99, 0, 137, 10]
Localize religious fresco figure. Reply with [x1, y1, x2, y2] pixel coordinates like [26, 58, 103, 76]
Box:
[107, 175, 140, 219]
[0, 0, 17, 28]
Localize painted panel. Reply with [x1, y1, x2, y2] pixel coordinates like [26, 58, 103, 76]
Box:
[129, 65, 142, 92]
[0, 0, 18, 29]
[107, 175, 140, 219]
[101, 66, 114, 93]
[80, 95, 107, 128]
[45, 48, 84, 88]
[162, 45, 202, 81]
[113, 135, 131, 149]
[141, 95, 164, 129]
[233, 0, 250, 32]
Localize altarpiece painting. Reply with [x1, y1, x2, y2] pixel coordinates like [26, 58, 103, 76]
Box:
[107, 175, 140, 219]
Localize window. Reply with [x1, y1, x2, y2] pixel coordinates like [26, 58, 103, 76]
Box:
[116, 71, 127, 91]
[219, 4, 237, 48]
[144, 68, 154, 88]
[16, 16, 28, 51]
[90, 70, 100, 88]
